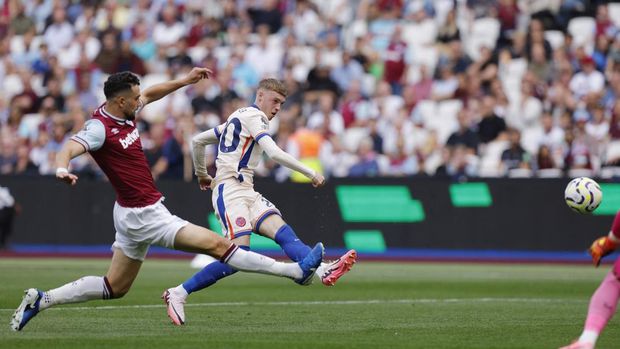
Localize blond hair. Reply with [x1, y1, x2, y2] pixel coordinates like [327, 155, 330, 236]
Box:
[258, 78, 288, 97]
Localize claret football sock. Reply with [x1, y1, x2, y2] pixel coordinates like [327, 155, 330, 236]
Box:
[274, 224, 311, 262]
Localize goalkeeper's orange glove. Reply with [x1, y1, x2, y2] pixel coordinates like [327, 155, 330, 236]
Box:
[589, 236, 618, 267]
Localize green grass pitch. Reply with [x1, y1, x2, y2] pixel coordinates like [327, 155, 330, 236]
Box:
[0, 258, 618, 349]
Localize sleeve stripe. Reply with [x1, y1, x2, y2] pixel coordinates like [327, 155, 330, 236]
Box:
[255, 132, 270, 142]
[71, 136, 90, 151]
[214, 126, 221, 139]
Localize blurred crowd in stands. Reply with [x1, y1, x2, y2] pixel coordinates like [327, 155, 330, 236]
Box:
[1, 0, 620, 182]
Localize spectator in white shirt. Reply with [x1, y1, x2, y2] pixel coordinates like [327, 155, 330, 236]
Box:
[152, 6, 186, 50]
[569, 56, 605, 101]
[307, 93, 345, 136]
[43, 7, 74, 55]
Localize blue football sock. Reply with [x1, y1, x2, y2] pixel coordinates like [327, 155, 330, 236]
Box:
[274, 224, 311, 262]
[182, 246, 249, 294]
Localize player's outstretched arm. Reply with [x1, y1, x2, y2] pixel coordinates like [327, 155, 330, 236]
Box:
[141, 67, 212, 105]
[55, 140, 87, 186]
[257, 136, 325, 187]
[191, 124, 224, 191]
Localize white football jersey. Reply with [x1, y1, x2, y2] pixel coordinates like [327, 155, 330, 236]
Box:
[214, 104, 271, 184]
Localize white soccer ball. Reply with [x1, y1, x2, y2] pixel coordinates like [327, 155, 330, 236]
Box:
[564, 177, 603, 214]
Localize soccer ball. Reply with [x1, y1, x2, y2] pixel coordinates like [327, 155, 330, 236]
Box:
[564, 177, 603, 214]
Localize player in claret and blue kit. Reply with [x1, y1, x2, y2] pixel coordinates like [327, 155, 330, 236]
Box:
[10, 69, 324, 332]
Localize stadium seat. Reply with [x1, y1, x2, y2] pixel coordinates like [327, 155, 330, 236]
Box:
[567, 17, 596, 53]
[537, 168, 563, 178]
[343, 19, 368, 51]
[500, 58, 527, 104]
[187, 46, 207, 65]
[402, 19, 437, 47]
[567, 168, 594, 178]
[609, 3, 620, 28]
[434, 99, 462, 144]
[342, 127, 369, 153]
[1, 74, 23, 100]
[410, 45, 438, 79]
[508, 168, 533, 178]
[414, 100, 438, 129]
[544, 30, 566, 50]
[477, 140, 509, 177]
[600, 166, 620, 178]
[465, 17, 500, 60]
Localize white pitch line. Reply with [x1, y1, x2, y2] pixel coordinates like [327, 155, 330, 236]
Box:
[0, 297, 586, 312]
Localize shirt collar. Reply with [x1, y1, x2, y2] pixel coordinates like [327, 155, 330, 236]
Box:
[101, 105, 129, 125]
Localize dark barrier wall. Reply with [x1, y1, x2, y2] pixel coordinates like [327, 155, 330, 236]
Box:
[0, 176, 616, 251]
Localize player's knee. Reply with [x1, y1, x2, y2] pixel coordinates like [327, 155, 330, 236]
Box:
[105, 278, 131, 299]
[110, 287, 130, 299]
[215, 237, 233, 253]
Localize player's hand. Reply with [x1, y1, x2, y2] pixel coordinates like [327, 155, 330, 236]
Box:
[56, 170, 78, 186]
[197, 175, 214, 191]
[311, 173, 325, 188]
[589, 236, 617, 267]
[185, 67, 212, 84]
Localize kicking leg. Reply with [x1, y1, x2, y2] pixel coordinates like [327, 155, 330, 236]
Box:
[10, 248, 142, 331]
[258, 214, 310, 262]
[173, 223, 322, 283]
[259, 214, 357, 286]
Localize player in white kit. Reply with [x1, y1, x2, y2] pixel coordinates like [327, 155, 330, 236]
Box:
[162, 78, 357, 325]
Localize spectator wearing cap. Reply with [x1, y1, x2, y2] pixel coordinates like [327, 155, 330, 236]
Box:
[569, 56, 605, 101]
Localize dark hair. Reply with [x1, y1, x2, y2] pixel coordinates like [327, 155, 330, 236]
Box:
[103, 71, 140, 99]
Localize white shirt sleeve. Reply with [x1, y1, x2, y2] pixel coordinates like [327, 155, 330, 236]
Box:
[246, 113, 271, 142]
[71, 119, 106, 151]
[191, 123, 225, 177]
[257, 135, 317, 179]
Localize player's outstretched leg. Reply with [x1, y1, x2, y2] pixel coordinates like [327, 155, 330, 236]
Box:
[317, 249, 357, 286]
[10, 289, 43, 331]
[10, 275, 116, 331]
[295, 242, 324, 285]
[162, 247, 247, 325]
